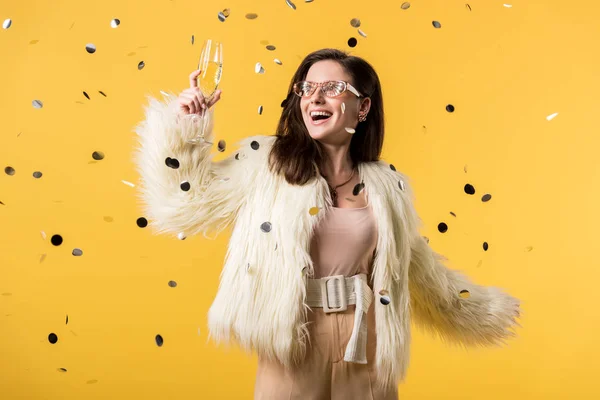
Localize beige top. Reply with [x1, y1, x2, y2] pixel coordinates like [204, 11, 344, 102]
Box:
[309, 200, 378, 282]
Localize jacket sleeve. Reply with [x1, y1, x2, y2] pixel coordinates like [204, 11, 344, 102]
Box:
[132, 92, 258, 240]
[396, 173, 522, 347]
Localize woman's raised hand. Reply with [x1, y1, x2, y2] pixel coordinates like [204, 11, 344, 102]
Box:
[177, 69, 222, 116]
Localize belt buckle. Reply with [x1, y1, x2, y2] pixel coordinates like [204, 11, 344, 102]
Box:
[320, 275, 347, 313]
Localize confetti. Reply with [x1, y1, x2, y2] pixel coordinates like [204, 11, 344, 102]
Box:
[177, 232, 186, 240]
[341, 103, 345, 114]
[274, 58, 282, 65]
[121, 180, 135, 187]
[32, 100, 43, 109]
[255, 62, 265, 74]
[345, 127, 355, 134]
[258, 105, 263, 114]
[110, 19, 120, 28]
[246, 13, 258, 19]
[286, 0, 297, 10]
[350, 18, 361, 28]
[85, 44, 96, 54]
[3, 19, 12, 29]
[266, 45, 276, 51]
[546, 112, 558, 121]
[358, 29, 367, 38]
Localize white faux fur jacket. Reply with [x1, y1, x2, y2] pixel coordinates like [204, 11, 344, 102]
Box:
[132, 92, 521, 391]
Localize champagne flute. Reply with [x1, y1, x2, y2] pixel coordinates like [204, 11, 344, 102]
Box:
[187, 39, 223, 145]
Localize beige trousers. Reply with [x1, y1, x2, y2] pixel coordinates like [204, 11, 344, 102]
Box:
[254, 301, 398, 400]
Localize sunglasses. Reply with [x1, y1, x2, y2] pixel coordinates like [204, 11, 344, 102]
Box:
[292, 80, 363, 98]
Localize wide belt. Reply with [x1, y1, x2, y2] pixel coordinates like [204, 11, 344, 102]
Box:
[306, 273, 373, 364]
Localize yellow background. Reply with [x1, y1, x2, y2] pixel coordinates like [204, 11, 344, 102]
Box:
[1, 0, 598, 398]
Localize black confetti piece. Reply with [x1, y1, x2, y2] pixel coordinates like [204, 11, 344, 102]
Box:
[33, 171, 42, 178]
[155, 334, 164, 347]
[250, 140, 260, 150]
[482, 194, 492, 202]
[92, 151, 104, 161]
[83, 91, 90, 100]
[168, 281, 177, 288]
[165, 157, 180, 169]
[432, 21, 441, 28]
[464, 184, 475, 195]
[48, 333, 58, 344]
[136, 217, 148, 228]
[51, 235, 63, 246]
[138, 61, 145, 70]
[483, 242, 489, 251]
[446, 104, 455, 112]
[5, 166, 15, 175]
[438, 222, 448, 233]
[347, 37, 357, 47]
[180, 181, 191, 191]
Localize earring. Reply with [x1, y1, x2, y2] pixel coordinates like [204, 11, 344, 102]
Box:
[358, 113, 367, 122]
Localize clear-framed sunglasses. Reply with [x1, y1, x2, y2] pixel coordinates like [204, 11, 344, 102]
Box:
[292, 80, 363, 98]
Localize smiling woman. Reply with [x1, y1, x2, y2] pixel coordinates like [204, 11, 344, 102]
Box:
[267, 48, 384, 187]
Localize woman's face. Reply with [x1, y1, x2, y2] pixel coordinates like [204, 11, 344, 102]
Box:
[299, 60, 370, 144]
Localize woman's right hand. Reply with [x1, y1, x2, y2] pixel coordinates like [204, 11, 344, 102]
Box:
[177, 69, 222, 116]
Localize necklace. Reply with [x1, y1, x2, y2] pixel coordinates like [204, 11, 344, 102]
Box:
[322, 166, 356, 207]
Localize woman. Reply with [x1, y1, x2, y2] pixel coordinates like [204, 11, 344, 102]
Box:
[133, 48, 521, 399]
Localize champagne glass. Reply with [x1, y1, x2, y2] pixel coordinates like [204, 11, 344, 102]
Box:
[187, 39, 223, 145]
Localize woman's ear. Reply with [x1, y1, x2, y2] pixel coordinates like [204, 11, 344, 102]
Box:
[360, 97, 371, 114]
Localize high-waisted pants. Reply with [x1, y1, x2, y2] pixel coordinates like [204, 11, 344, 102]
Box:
[253, 301, 399, 400]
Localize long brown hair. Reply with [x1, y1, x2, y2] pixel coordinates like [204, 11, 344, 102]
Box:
[267, 48, 385, 186]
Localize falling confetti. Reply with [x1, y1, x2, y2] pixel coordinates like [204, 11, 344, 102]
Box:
[546, 112, 559, 121]
[5, 166, 15, 175]
[358, 29, 367, 38]
[110, 19, 120, 28]
[137, 61, 145, 70]
[246, 13, 258, 19]
[121, 180, 135, 187]
[168, 281, 177, 288]
[136, 217, 148, 228]
[345, 127, 355, 134]
[3, 19, 12, 29]
[503, 4, 513, 8]
[432, 21, 442, 28]
[85, 44, 96, 54]
[446, 104, 455, 112]
[33, 171, 42, 178]
[274, 58, 282, 65]
[72, 248, 83, 256]
[341, 103, 345, 114]
[348, 37, 357, 47]
[48, 333, 58, 344]
[177, 232, 186, 240]
[155, 334, 164, 347]
[438, 222, 448, 233]
[258, 105, 263, 114]
[255, 62, 265, 74]
[266, 45, 276, 51]
[464, 184, 475, 195]
[32, 100, 43, 109]
[51, 234, 63, 246]
[350, 18, 361, 28]
[92, 151, 104, 160]
[286, 0, 297, 10]
[401, 2, 410, 10]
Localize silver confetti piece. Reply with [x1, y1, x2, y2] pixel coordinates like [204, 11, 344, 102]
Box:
[341, 102, 345, 114]
[255, 62, 265, 74]
[345, 127, 355, 134]
[85, 43, 96, 54]
[286, 0, 297, 10]
[258, 105, 263, 114]
[32, 100, 43, 109]
[274, 58, 282, 65]
[121, 180, 135, 187]
[260, 222, 272, 233]
[110, 19, 120, 28]
[350, 18, 361, 28]
[358, 29, 367, 38]
[3, 19, 12, 29]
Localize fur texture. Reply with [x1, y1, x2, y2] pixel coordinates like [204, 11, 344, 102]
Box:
[133, 93, 522, 392]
